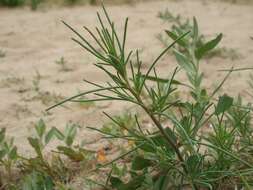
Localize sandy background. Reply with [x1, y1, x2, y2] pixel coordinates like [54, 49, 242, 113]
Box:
[0, 0, 253, 154]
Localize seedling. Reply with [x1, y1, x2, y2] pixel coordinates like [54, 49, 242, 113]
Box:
[158, 8, 181, 24]
[0, 128, 18, 187]
[34, 91, 65, 106]
[21, 119, 64, 180]
[0, 76, 25, 88]
[30, 70, 65, 105]
[20, 119, 93, 187]
[158, 9, 241, 60]
[0, 108, 91, 189]
[32, 70, 41, 92]
[56, 122, 87, 162]
[55, 57, 72, 72]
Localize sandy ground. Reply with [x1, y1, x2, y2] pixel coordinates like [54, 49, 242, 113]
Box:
[0, 0, 253, 154]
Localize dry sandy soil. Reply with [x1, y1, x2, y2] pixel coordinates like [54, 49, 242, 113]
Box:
[0, 0, 253, 154]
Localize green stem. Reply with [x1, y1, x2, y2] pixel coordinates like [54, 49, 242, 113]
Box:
[124, 79, 188, 172]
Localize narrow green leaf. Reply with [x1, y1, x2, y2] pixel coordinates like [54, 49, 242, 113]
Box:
[151, 129, 176, 152]
[136, 141, 155, 153]
[0, 150, 7, 159]
[186, 154, 201, 173]
[140, 74, 181, 85]
[44, 176, 54, 190]
[132, 156, 152, 170]
[110, 176, 124, 189]
[116, 175, 145, 190]
[57, 146, 84, 162]
[165, 30, 187, 48]
[195, 33, 223, 59]
[65, 124, 77, 146]
[45, 127, 64, 145]
[174, 49, 194, 73]
[52, 128, 65, 140]
[154, 175, 170, 190]
[35, 119, 46, 138]
[141, 31, 190, 91]
[9, 146, 17, 160]
[215, 94, 233, 115]
[193, 17, 199, 45]
[28, 137, 42, 157]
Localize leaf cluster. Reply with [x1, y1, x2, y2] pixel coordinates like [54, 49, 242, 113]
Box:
[0, 120, 93, 190]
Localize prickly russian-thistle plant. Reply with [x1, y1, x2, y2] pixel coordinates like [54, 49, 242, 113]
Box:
[45, 5, 253, 190]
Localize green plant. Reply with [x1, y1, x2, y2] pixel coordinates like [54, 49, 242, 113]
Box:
[21, 171, 54, 190]
[158, 9, 205, 52]
[21, 70, 66, 106]
[0, 128, 18, 185]
[158, 9, 241, 60]
[45, 5, 253, 189]
[0, 119, 92, 190]
[19, 170, 75, 190]
[0, 76, 25, 88]
[30, 0, 41, 10]
[55, 57, 72, 72]
[21, 119, 65, 180]
[31, 91, 65, 106]
[32, 70, 41, 92]
[19, 119, 93, 189]
[0, 0, 24, 7]
[56, 122, 93, 162]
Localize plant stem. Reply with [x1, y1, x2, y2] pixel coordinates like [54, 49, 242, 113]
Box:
[124, 78, 200, 189]
[124, 79, 187, 172]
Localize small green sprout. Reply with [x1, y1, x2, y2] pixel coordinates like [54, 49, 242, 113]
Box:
[55, 57, 72, 72]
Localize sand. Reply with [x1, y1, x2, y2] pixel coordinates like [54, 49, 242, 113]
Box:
[0, 0, 253, 154]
